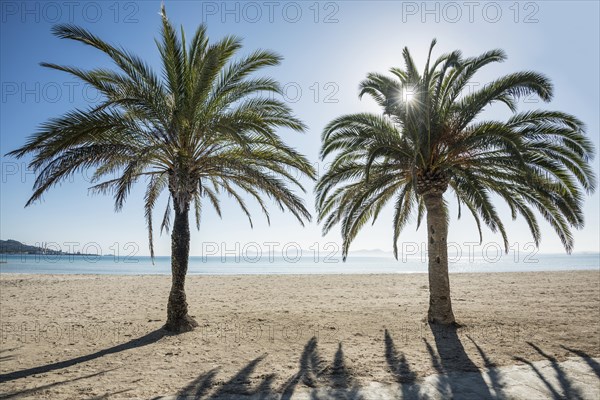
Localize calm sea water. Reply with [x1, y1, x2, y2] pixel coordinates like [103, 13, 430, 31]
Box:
[0, 253, 598, 275]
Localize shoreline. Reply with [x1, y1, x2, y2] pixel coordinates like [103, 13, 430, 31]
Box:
[1, 267, 599, 277]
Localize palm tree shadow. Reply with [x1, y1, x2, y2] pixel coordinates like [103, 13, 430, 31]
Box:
[0, 347, 18, 363]
[384, 329, 420, 400]
[310, 342, 363, 400]
[0, 328, 167, 383]
[153, 355, 275, 400]
[209, 355, 274, 399]
[175, 368, 219, 399]
[512, 342, 584, 400]
[512, 355, 562, 399]
[169, 337, 364, 399]
[330, 343, 351, 389]
[426, 323, 495, 399]
[0, 348, 19, 354]
[0, 369, 119, 399]
[466, 335, 505, 398]
[280, 337, 363, 400]
[280, 337, 324, 399]
[560, 345, 600, 378]
[423, 338, 450, 397]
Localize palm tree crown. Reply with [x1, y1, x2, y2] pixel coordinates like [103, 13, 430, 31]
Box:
[9, 6, 316, 258]
[316, 39, 595, 259]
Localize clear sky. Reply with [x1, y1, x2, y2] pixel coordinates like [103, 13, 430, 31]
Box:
[1, 1, 598, 258]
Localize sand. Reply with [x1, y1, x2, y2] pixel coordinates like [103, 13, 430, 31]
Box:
[0, 271, 598, 399]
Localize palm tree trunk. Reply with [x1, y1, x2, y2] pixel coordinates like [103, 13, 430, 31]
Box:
[424, 192, 456, 325]
[165, 202, 198, 332]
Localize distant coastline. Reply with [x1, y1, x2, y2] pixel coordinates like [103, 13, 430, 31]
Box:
[0, 239, 99, 256]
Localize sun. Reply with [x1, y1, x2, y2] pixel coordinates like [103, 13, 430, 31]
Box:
[403, 87, 417, 103]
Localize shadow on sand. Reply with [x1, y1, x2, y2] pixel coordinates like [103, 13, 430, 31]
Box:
[161, 325, 502, 399]
[512, 342, 588, 400]
[0, 369, 127, 399]
[1, 325, 596, 399]
[561, 345, 600, 378]
[0, 328, 167, 383]
[422, 323, 502, 398]
[164, 324, 595, 399]
[163, 338, 364, 400]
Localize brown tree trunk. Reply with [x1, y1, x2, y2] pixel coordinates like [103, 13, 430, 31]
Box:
[424, 192, 456, 325]
[164, 201, 198, 333]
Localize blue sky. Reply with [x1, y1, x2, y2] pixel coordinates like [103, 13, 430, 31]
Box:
[1, 1, 599, 257]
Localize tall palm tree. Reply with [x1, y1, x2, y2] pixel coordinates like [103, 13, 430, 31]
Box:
[8, 6, 316, 332]
[316, 40, 595, 325]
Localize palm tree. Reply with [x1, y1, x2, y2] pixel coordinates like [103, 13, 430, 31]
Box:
[8, 6, 316, 332]
[316, 40, 595, 325]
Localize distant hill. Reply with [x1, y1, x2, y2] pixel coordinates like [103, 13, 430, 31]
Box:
[0, 239, 96, 255]
[0, 240, 46, 254]
[350, 249, 393, 257]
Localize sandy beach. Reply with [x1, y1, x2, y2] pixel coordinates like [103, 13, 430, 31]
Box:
[1, 270, 598, 398]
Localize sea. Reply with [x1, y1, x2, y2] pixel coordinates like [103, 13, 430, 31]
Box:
[0, 252, 598, 275]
